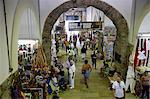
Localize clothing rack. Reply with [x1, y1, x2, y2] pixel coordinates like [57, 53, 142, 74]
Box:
[138, 35, 150, 38]
[137, 32, 150, 38]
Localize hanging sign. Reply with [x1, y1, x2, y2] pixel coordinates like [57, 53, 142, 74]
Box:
[69, 21, 102, 31]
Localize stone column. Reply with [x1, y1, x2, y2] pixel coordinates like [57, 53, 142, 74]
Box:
[98, 32, 103, 54]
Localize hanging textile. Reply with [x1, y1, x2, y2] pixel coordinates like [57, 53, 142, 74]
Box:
[141, 38, 143, 49]
[143, 39, 146, 66]
[137, 38, 146, 66]
[146, 38, 150, 66]
[134, 39, 139, 66]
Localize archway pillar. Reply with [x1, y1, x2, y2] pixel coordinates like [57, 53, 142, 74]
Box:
[42, 25, 53, 66]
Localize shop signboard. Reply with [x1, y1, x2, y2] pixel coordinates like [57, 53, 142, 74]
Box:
[66, 15, 79, 20]
[69, 21, 102, 31]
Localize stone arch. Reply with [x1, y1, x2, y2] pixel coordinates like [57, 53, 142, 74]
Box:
[11, 0, 40, 72]
[42, 0, 129, 68]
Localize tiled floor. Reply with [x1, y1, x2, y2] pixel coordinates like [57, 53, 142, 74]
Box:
[49, 49, 138, 99]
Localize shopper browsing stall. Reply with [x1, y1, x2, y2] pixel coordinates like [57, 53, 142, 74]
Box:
[91, 51, 97, 69]
[81, 45, 87, 61]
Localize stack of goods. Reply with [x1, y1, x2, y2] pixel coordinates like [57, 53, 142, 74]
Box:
[136, 66, 150, 74]
[32, 45, 47, 68]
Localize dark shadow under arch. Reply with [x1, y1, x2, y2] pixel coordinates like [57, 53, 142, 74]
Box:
[42, 0, 130, 71]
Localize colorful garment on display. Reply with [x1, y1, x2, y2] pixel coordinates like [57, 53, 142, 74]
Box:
[137, 50, 146, 60]
[146, 50, 150, 66]
[146, 39, 150, 66]
[146, 39, 150, 50]
[134, 39, 139, 66]
[143, 39, 147, 65]
[134, 38, 147, 66]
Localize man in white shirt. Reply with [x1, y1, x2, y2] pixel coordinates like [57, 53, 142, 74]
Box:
[112, 76, 126, 99]
[69, 60, 76, 89]
[125, 62, 135, 94]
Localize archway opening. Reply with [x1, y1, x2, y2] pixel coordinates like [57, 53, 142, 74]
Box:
[50, 6, 117, 66]
[42, 0, 129, 76]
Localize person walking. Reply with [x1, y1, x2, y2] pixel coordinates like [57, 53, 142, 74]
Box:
[112, 76, 126, 99]
[69, 60, 76, 89]
[66, 57, 71, 84]
[67, 47, 75, 60]
[73, 46, 78, 62]
[81, 60, 92, 88]
[91, 51, 97, 69]
[81, 45, 87, 61]
[64, 39, 69, 54]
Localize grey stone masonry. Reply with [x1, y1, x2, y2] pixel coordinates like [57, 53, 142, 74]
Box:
[0, 71, 19, 99]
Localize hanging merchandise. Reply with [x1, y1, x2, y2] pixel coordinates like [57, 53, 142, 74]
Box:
[19, 45, 23, 50]
[103, 26, 116, 61]
[134, 32, 150, 67]
[146, 39, 150, 66]
[32, 44, 47, 68]
[143, 39, 147, 66]
[137, 50, 146, 60]
[136, 39, 146, 66]
[146, 38, 150, 50]
[134, 39, 139, 66]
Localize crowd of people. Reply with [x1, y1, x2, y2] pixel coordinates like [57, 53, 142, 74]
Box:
[106, 60, 150, 99]
[11, 32, 149, 99]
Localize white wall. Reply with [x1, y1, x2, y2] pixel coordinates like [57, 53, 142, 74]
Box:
[40, 0, 70, 33]
[86, 6, 92, 21]
[139, 11, 150, 32]
[0, 0, 41, 85]
[5, 0, 19, 49]
[19, 8, 38, 40]
[0, 0, 10, 84]
[86, 6, 114, 27]
[104, 17, 114, 27]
